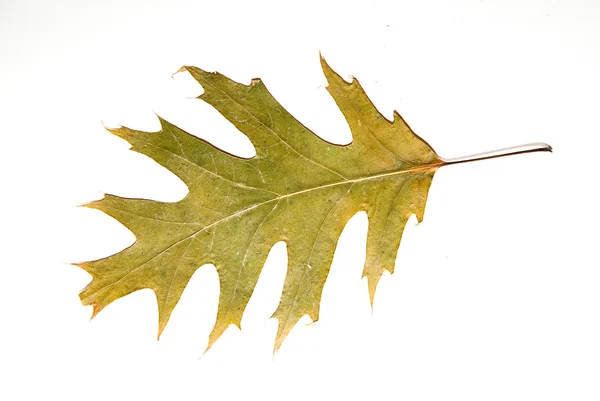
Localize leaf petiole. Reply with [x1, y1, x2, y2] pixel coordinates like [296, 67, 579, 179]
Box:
[441, 142, 552, 166]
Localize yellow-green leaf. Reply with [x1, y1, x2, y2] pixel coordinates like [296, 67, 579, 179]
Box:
[78, 56, 550, 353]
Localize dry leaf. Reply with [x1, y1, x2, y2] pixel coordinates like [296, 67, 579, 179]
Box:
[78, 56, 551, 353]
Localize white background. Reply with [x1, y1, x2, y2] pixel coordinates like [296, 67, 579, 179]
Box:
[1, 0, 599, 399]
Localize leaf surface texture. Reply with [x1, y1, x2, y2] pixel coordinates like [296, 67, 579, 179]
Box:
[80, 58, 442, 352]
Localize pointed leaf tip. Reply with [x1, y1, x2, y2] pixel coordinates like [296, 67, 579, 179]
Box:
[171, 65, 189, 78]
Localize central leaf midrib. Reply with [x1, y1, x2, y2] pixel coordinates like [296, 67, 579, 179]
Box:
[83, 161, 442, 303]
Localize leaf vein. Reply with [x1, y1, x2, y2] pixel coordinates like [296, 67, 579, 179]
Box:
[83, 165, 438, 303]
[196, 74, 349, 180]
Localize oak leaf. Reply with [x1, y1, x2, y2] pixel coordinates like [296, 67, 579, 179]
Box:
[78, 57, 550, 353]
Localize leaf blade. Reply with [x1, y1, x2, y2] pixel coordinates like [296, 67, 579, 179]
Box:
[80, 57, 443, 352]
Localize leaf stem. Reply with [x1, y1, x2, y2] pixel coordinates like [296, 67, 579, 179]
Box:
[441, 142, 552, 166]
